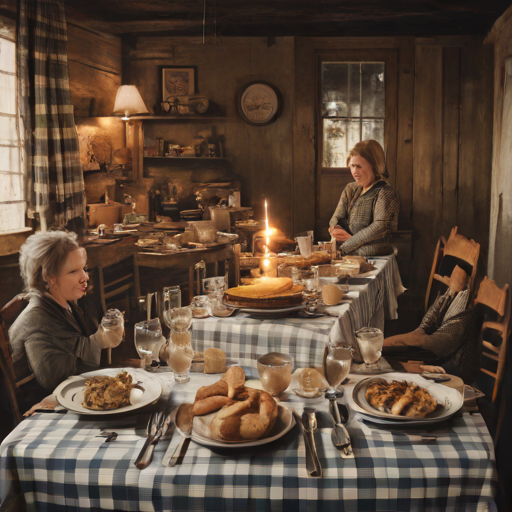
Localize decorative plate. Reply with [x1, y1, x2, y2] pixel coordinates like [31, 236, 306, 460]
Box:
[237, 82, 281, 126]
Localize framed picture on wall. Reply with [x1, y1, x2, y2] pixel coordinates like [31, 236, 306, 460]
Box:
[161, 66, 197, 101]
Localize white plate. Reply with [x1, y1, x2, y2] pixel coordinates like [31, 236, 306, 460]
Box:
[54, 368, 163, 415]
[350, 373, 463, 423]
[181, 404, 295, 448]
[238, 305, 304, 316]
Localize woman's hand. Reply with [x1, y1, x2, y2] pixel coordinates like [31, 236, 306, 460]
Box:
[330, 226, 352, 242]
[24, 395, 59, 417]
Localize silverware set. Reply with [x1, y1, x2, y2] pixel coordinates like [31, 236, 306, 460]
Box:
[134, 406, 175, 469]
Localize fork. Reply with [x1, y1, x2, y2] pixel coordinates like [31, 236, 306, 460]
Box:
[134, 411, 162, 468]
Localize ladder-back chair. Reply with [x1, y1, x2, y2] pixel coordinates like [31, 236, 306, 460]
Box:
[476, 277, 510, 403]
[425, 226, 480, 312]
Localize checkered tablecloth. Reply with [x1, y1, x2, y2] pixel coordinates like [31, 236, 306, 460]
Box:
[192, 255, 405, 368]
[0, 371, 496, 512]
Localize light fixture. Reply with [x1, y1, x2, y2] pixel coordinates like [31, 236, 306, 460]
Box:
[113, 85, 148, 120]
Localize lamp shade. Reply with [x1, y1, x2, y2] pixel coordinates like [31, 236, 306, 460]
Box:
[113, 85, 148, 118]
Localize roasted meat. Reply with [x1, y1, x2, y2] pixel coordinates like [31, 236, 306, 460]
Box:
[365, 379, 438, 418]
[82, 371, 134, 410]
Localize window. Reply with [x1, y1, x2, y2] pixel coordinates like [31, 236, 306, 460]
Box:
[320, 62, 385, 168]
[0, 34, 25, 234]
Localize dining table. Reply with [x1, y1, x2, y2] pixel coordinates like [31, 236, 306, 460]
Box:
[192, 254, 406, 368]
[0, 367, 497, 512]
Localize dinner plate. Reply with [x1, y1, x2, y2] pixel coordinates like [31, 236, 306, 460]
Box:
[54, 368, 163, 415]
[181, 404, 295, 448]
[235, 305, 304, 317]
[349, 373, 463, 423]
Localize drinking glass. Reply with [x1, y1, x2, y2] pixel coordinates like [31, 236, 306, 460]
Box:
[325, 346, 352, 389]
[355, 327, 384, 373]
[167, 306, 194, 383]
[162, 286, 182, 329]
[167, 339, 194, 383]
[190, 295, 211, 318]
[257, 353, 293, 396]
[134, 318, 163, 369]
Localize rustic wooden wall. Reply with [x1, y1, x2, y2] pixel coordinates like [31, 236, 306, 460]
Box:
[412, 38, 493, 292]
[122, 36, 296, 234]
[66, 8, 122, 117]
[487, 6, 512, 289]
[294, 36, 493, 293]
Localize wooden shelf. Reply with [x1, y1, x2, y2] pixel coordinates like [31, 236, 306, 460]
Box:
[133, 115, 226, 121]
[143, 156, 226, 160]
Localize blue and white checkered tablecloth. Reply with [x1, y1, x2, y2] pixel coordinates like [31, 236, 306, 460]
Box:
[192, 255, 405, 368]
[0, 371, 497, 512]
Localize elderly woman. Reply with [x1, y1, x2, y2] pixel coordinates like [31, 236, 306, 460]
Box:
[9, 231, 124, 412]
[329, 140, 400, 256]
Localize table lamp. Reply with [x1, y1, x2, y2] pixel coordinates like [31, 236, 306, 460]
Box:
[113, 85, 148, 120]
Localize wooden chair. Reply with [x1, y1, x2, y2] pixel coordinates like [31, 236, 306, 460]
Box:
[0, 294, 31, 425]
[476, 277, 510, 403]
[97, 257, 141, 317]
[425, 226, 480, 312]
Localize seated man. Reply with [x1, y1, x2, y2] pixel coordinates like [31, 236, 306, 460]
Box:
[383, 266, 472, 363]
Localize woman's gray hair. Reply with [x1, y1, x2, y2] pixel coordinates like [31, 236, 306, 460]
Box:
[19, 231, 81, 294]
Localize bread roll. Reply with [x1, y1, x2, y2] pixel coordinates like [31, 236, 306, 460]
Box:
[204, 348, 226, 374]
[192, 395, 233, 416]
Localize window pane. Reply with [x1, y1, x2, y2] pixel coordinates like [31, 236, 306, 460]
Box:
[0, 202, 25, 232]
[0, 116, 17, 145]
[321, 63, 348, 117]
[347, 63, 361, 118]
[362, 118, 385, 146]
[0, 172, 23, 202]
[361, 63, 385, 117]
[323, 119, 360, 167]
[0, 39, 15, 74]
[0, 73, 15, 115]
[0, 146, 19, 172]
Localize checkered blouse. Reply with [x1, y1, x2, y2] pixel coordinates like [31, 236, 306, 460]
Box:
[329, 180, 400, 256]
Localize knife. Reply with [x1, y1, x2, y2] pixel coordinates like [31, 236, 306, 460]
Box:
[169, 403, 194, 467]
[135, 406, 174, 469]
[299, 410, 322, 477]
[292, 411, 318, 477]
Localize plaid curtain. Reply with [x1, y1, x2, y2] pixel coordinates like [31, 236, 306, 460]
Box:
[17, 0, 85, 230]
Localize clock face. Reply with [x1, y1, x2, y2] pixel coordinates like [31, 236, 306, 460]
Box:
[238, 83, 281, 126]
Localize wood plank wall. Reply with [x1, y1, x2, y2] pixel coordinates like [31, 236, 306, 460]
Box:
[295, 36, 493, 293]
[412, 39, 493, 292]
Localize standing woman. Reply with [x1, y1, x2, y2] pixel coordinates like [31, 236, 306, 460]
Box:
[329, 140, 399, 256]
[9, 231, 124, 412]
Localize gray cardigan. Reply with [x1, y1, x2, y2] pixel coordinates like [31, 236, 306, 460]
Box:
[9, 293, 101, 391]
[329, 180, 400, 256]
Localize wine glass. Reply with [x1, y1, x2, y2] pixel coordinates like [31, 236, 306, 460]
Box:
[325, 346, 352, 390]
[134, 318, 163, 369]
[355, 327, 384, 373]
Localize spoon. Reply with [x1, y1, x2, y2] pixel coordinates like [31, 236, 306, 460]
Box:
[325, 388, 353, 456]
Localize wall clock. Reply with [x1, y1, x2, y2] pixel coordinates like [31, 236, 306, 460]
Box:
[237, 82, 281, 126]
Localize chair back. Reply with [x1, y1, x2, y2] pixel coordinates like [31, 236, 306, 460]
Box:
[98, 257, 141, 316]
[0, 294, 31, 424]
[425, 226, 480, 311]
[476, 277, 510, 403]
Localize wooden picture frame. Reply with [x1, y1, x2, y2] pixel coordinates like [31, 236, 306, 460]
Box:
[236, 81, 281, 126]
[161, 66, 197, 101]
